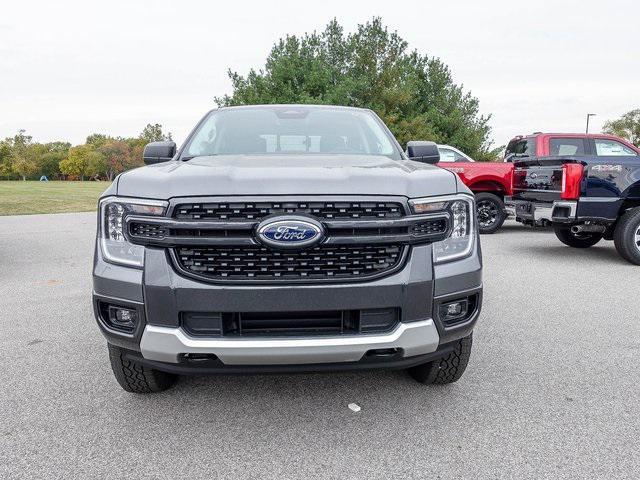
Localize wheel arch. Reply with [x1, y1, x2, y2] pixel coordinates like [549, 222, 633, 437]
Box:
[467, 180, 507, 198]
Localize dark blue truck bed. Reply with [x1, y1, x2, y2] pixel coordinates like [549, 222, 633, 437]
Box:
[505, 154, 640, 264]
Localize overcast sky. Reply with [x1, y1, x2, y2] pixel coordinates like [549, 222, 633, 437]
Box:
[1, 0, 638, 150]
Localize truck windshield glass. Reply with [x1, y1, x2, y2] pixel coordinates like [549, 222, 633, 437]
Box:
[182, 107, 400, 159]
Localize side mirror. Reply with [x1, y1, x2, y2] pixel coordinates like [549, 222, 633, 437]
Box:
[143, 141, 176, 165]
[407, 141, 440, 164]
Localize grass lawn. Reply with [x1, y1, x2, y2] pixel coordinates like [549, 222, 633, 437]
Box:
[0, 181, 111, 215]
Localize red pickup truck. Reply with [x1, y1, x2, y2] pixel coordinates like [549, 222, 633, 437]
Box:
[436, 145, 513, 233]
[504, 132, 639, 161]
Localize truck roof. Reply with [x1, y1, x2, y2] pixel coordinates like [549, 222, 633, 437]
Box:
[510, 132, 628, 140]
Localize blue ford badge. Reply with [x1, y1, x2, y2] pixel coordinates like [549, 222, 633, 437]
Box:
[256, 217, 324, 249]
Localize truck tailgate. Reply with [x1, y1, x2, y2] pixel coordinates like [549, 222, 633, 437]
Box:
[512, 157, 580, 202]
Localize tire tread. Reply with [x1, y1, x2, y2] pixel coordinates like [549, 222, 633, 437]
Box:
[408, 334, 473, 385]
[108, 344, 176, 393]
[613, 207, 640, 265]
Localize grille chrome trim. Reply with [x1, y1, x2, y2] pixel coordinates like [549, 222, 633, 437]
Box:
[125, 213, 450, 247]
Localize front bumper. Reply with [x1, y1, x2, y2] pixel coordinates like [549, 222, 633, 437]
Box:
[505, 197, 577, 225]
[93, 240, 482, 371]
[140, 319, 438, 365]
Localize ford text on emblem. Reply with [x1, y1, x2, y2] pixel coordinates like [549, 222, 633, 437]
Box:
[256, 217, 324, 249]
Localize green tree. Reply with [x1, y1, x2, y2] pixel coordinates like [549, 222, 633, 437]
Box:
[59, 145, 92, 180]
[98, 139, 132, 180]
[0, 139, 14, 178]
[603, 109, 640, 146]
[12, 155, 39, 180]
[10, 130, 38, 180]
[85, 134, 109, 149]
[38, 141, 70, 178]
[216, 18, 497, 160]
[38, 151, 65, 178]
[139, 123, 172, 143]
[86, 150, 108, 178]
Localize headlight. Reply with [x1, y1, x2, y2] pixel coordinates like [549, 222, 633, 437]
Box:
[99, 197, 167, 267]
[409, 194, 475, 264]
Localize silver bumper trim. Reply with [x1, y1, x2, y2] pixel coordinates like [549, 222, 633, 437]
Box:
[535, 200, 577, 222]
[139, 320, 440, 365]
[506, 198, 577, 223]
[533, 205, 554, 222]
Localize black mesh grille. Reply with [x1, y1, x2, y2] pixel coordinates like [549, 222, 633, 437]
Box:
[130, 222, 167, 239]
[174, 244, 404, 281]
[174, 201, 404, 220]
[412, 218, 448, 236]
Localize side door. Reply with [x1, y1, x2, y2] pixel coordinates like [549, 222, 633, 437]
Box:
[586, 137, 640, 200]
[437, 147, 476, 186]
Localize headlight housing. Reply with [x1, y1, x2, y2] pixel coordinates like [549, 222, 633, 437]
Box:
[99, 197, 167, 267]
[409, 194, 476, 264]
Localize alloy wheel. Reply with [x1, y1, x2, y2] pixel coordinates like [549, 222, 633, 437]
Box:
[477, 200, 499, 228]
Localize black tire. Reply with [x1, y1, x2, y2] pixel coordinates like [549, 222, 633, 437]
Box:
[475, 193, 506, 234]
[613, 207, 640, 265]
[554, 226, 603, 248]
[408, 334, 473, 385]
[108, 344, 177, 393]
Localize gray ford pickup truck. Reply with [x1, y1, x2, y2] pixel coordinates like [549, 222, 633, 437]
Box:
[93, 105, 482, 393]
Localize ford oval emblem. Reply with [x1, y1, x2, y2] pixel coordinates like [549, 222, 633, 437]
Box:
[256, 217, 324, 249]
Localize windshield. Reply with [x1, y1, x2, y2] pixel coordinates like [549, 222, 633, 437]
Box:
[181, 106, 401, 160]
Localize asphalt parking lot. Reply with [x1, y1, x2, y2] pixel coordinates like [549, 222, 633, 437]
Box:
[1, 212, 639, 479]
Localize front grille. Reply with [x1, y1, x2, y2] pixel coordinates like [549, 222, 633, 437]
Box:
[174, 201, 404, 221]
[124, 198, 450, 284]
[174, 244, 405, 282]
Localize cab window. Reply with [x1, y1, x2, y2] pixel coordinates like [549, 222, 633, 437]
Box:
[506, 138, 536, 160]
[438, 148, 469, 162]
[594, 139, 637, 156]
[549, 138, 586, 156]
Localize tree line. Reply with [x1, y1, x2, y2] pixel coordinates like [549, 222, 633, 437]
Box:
[0, 124, 171, 181]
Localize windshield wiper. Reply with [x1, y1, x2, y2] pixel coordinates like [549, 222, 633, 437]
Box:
[181, 155, 215, 162]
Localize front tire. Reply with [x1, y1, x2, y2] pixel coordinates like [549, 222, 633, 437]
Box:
[475, 193, 506, 234]
[408, 334, 473, 385]
[108, 344, 177, 393]
[613, 207, 640, 265]
[554, 226, 603, 248]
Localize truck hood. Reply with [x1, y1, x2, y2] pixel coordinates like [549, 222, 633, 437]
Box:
[116, 155, 458, 199]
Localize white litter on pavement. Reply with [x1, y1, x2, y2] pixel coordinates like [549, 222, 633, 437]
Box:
[348, 403, 361, 412]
